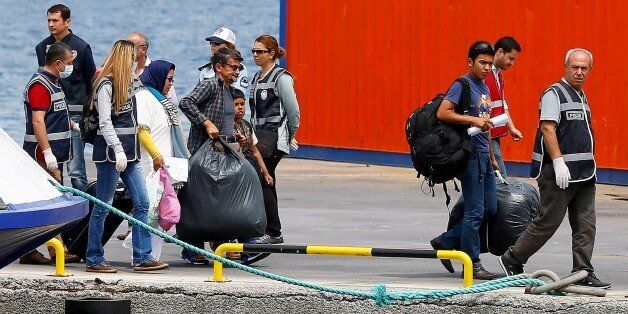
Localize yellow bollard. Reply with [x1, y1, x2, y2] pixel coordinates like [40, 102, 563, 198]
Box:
[45, 238, 72, 277]
[437, 250, 473, 287]
[211, 243, 243, 282]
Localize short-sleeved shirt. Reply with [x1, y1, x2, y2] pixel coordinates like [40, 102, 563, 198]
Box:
[539, 79, 585, 124]
[28, 82, 52, 111]
[444, 73, 492, 152]
[220, 86, 235, 137]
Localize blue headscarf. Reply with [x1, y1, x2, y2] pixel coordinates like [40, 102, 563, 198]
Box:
[139, 60, 175, 95]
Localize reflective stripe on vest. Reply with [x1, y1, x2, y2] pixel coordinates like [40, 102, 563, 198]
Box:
[24, 131, 71, 142]
[251, 65, 290, 130]
[96, 127, 137, 135]
[530, 80, 595, 181]
[532, 152, 594, 162]
[485, 69, 508, 138]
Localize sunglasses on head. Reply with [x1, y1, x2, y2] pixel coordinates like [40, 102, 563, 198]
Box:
[252, 49, 270, 55]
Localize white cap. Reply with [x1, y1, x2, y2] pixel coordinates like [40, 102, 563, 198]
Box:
[206, 27, 236, 45]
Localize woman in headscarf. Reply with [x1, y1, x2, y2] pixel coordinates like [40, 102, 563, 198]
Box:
[137, 60, 189, 175]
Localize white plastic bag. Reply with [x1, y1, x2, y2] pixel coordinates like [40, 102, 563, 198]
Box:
[163, 156, 188, 184]
[122, 225, 164, 261]
[145, 170, 164, 225]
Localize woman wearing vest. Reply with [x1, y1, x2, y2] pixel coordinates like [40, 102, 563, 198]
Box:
[86, 40, 168, 273]
[250, 35, 300, 244]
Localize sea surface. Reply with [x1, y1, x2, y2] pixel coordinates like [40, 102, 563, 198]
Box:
[0, 0, 279, 143]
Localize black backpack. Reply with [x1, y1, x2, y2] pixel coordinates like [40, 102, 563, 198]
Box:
[405, 77, 476, 205]
[80, 79, 111, 144]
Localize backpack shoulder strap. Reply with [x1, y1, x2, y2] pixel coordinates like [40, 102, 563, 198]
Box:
[454, 77, 471, 115]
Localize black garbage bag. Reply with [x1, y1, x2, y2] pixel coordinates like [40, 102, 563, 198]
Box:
[176, 138, 266, 242]
[446, 178, 540, 256]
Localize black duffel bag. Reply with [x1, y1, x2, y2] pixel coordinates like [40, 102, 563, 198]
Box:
[176, 138, 266, 242]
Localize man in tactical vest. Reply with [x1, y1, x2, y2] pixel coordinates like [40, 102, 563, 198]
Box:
[36, 3, 96, 191]
[499, 49, 610, 289]
[21, 42, 80, 265]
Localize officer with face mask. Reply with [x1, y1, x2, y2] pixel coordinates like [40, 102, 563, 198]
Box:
[20, 42, 81, 265]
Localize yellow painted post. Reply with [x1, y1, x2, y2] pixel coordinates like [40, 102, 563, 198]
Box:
[437, 250, 473, 287]
[45, 238, 71, 277]
[306, 246, 372, 256]
[212, 243, 244, 282]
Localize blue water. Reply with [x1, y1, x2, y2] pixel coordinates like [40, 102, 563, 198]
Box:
[0, 0, 279, 143]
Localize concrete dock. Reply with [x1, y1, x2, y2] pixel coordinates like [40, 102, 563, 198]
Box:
[1, 159, 627, 313]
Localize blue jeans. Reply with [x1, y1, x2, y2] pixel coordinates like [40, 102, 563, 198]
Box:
[435, 152, 497, 265]
[67, 116, 88, 190]
[492, 138, 508, 178]
[86, 161, 153, 266]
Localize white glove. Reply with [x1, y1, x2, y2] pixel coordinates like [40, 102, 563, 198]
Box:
[42, 148, 58, 172]
[72, 122, 81, 133]
[552, 157, 571, 189]
[290, 138, 299, 151]
[494, 170, 507, 184]
[115, 151, 128, 172]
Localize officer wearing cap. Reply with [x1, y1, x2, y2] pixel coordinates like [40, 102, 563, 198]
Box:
[199, 27, 250, 120]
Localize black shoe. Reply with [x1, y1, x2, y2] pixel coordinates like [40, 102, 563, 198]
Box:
[469, 265, 499, 280]
[241, 253, 271, 265]
[573, 272, 611, 289]
[430, 239, 454, 273]
[258, 234, 284, 244]
[499, 254, 523, 276]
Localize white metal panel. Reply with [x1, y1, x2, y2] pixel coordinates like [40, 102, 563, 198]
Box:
[0, 127, 61, 205]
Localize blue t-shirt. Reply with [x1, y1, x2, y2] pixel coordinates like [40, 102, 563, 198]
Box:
[444, 74, 492, 152]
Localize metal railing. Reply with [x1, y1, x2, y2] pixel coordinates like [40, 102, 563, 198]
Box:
[213, 243, 473, 287]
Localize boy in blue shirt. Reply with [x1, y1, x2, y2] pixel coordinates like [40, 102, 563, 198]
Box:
[430, 41, 500, 280]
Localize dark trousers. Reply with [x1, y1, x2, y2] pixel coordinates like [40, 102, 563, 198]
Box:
[505, 164, 596, 273]
[262, 151, 284, 237]
[435, 152, 497, 265]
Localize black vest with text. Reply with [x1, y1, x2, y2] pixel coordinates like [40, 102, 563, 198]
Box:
[249, 65, 292, 132]
[92, 78, 141, 163]
[530, 79, 595, 181]
[22, 69, 71, 162]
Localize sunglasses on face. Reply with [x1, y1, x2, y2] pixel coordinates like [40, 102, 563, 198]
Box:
[223, 63, 240, 71]
[252, 49, 270, 55]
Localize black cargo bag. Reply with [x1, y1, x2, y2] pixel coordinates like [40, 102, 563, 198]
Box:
[445, 178, 540, 256]
[176, 138, 266, 242]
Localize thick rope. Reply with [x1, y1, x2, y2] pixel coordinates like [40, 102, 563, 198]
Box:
[57, 185, 547, 306]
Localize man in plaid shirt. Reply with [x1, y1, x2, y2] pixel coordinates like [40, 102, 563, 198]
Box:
[177, 47, 244, 264]
[179, 48, 243, 155]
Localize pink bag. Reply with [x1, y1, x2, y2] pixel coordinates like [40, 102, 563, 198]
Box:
[158, 167, 180, 231]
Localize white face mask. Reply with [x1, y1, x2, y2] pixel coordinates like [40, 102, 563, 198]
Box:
[131, 61, 138, 73]
[58, 61, 73, 79]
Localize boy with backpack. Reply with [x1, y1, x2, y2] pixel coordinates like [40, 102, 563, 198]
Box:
[429, 41, 500, 280]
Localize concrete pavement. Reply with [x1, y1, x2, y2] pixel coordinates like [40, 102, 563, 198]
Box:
[1, 159, 627, 312]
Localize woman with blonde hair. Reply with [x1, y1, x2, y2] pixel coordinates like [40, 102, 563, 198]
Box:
[86, 40, 168, 273]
